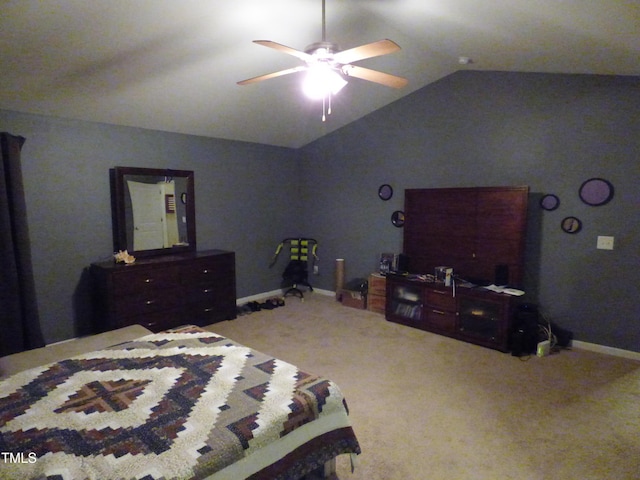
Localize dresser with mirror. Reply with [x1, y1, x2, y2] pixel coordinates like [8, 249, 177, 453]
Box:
[91, 167, 236, 333]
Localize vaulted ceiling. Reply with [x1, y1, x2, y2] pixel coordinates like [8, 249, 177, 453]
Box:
[1, 1, 638, 148]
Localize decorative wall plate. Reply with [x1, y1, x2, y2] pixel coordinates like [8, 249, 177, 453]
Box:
[579, 178, 614, 206]
[391, 210, 405, 227]
[378, 184, 393, 201]
[540, 194, 560, 211]
[561, 216, 582, 234]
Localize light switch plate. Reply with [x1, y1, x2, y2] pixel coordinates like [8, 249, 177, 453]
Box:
[597, 236, 614, 250]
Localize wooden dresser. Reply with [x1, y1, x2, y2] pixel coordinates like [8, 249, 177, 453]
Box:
[90, 249, 236, 333]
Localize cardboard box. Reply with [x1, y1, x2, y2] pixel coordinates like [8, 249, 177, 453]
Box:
[339, 289, 366, 309]
[368, 273, 387, 296]
[367, 294, 386, 314]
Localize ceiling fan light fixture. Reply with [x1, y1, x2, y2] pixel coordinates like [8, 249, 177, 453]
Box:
[302, 64, 347, 100]
[237, 0, 406, 121]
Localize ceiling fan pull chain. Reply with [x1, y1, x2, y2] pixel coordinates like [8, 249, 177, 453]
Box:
[321, 92, 333, 121]
[322, 96, 326, 121]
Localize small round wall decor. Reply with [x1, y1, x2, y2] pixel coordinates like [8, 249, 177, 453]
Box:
[561, 216, 582, 234]
[391, 210, 405, 227]
[579, 178, 614, 206]
[540, 194, 560, 211]
[378, 184, 393, 201]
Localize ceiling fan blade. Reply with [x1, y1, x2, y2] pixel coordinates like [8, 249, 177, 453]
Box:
[253, 40, 314, 62]
[237, 66, 307, 85]
[334, 39, 401, 65]
[342, 65, 408, 89]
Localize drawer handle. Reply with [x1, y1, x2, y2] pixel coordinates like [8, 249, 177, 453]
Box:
[145, 278, 154, 284]
[204, 307, 214, 313]
[432, 290, 447, 295]
[202, 269, 211, 274]
[203, 288, 213, 293]
[145, 300, 156, 306]
[432, 309, 446, 315]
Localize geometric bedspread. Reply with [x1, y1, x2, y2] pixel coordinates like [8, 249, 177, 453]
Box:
[0, 325, 360, 479]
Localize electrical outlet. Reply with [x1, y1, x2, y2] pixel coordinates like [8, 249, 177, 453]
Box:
[597, 236, 614, 250]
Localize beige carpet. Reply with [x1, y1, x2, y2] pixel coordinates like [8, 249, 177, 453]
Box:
[206, 293, 640, 480]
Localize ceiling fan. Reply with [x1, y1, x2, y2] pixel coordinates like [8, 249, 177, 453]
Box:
[237, 0, 407, 120]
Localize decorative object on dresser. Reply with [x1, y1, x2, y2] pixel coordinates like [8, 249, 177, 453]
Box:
[90, 250, 237, 332]
[388, 186, 529, 352]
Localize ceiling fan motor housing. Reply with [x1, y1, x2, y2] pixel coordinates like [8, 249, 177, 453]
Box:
[305, 42, 340, 62]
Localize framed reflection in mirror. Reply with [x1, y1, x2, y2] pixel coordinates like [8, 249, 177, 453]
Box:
[110, 167, 196, 258]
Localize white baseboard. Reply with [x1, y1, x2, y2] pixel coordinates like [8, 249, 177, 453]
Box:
[46, 337, 78, 347]
[571, 340, 640, 361]
[311, 288, 334, 297]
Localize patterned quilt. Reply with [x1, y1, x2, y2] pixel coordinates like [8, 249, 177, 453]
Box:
[0, 325, 360, 479]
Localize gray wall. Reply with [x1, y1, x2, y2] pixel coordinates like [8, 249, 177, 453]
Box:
[2, 70, 638, 352]
[0, 110, 300, 344]
[299, 71, 640, 352]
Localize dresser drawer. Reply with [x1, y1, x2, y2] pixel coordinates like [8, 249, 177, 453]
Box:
[184, 283, 235, 304]
[425, 288, 456, 311]
[113, 289, 182, 317]
[185, 301, 236, 325]
[181, 255, 234, 285]
[112, 266, 180, 295]
[424, 307, 457, 332]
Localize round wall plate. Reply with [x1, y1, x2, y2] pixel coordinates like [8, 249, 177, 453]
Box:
[391, 210, 405, 227]
[540, 194, 560, 211]
[561, 216, 582, 234]
[579, 178, 614, 206]
[378, 184, 393, 201]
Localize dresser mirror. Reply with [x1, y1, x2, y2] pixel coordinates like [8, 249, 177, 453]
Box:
[110, 166, 196, 257]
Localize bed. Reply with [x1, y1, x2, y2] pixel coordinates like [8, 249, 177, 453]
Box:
[0, 325, 360, 479]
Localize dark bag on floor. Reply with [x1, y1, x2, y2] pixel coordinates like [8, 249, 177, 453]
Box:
[510, 303, 539, 356]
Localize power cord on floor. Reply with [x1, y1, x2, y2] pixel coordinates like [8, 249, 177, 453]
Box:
[538, 310, 558, 350]
[517, 309, 557, 361]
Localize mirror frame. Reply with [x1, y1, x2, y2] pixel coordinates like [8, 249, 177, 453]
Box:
[110, 166, 196, 258]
